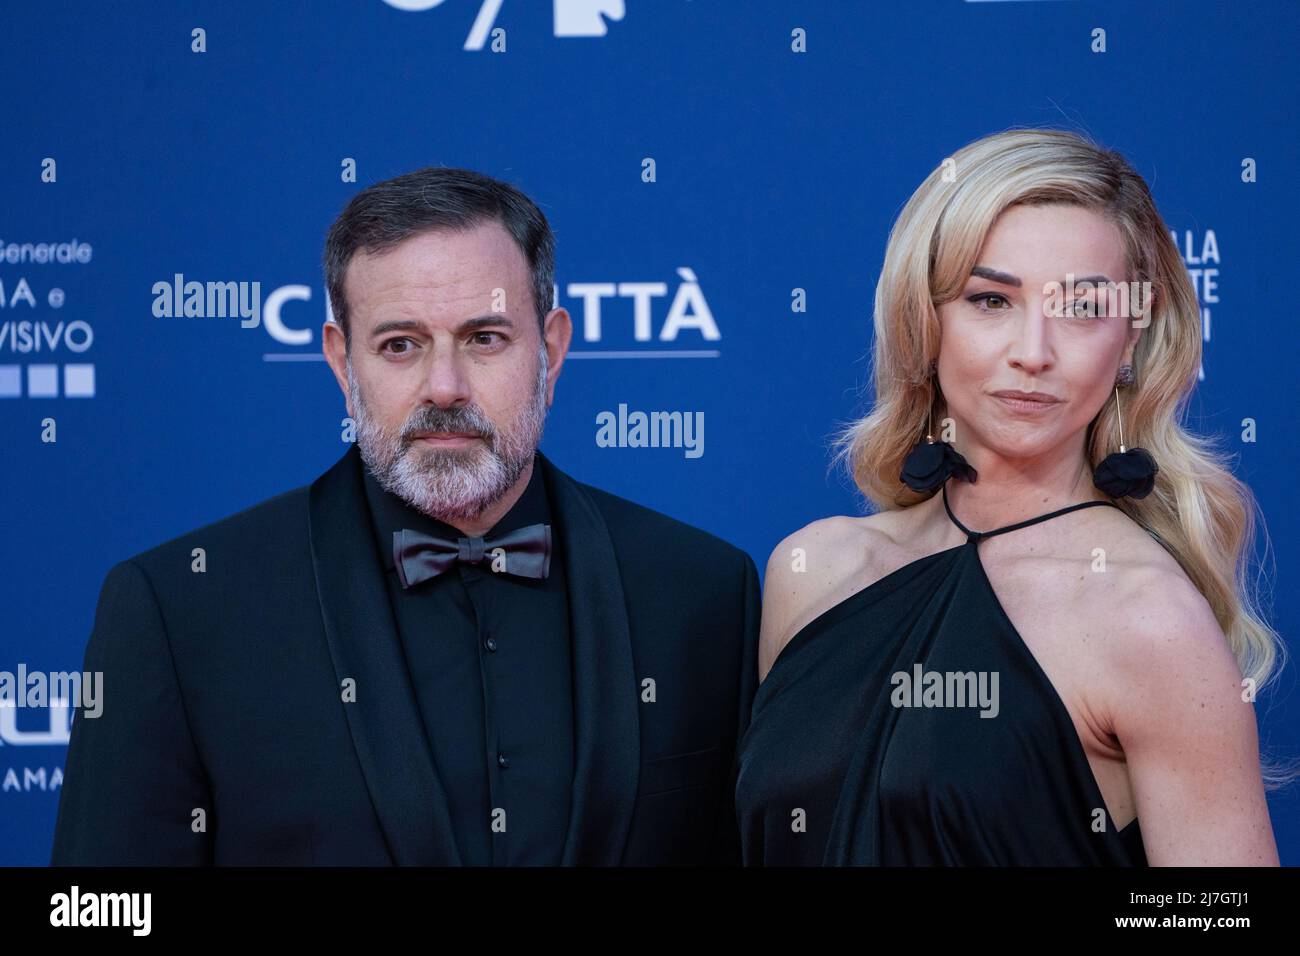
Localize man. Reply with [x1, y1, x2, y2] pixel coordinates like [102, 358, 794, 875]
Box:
[50, 167, 760, 865]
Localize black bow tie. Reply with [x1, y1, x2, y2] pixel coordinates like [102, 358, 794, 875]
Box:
[393, 524, 552, 589]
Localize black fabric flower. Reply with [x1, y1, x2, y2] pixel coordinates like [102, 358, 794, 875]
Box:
[1092, 447, 1158, 499]
[900, 440, 978, 492]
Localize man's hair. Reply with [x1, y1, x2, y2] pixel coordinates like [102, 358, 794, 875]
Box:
[323, 166, 555, 347]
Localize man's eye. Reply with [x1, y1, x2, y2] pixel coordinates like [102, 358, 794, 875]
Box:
[471, 331, 506, 346]
[969, 293, 1011, 312]
[382, 337, 417, 354]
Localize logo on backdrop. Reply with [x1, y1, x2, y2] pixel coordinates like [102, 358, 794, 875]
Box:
[0, 238, 95, 399]
[0, 666, 93, 794]
[255, 265, 722, 362]
[381, 0, 625, 49]
[1172, 227, 1218, 381]
[1, 699, 73, 794]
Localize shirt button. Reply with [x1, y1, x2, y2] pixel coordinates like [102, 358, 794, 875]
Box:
[497, 753, 509, 769]
[484, 637, 498, 652]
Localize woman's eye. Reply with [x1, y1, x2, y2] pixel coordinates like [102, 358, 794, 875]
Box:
[969, 293, 1011, 312]
[1067, 298, 1099, 319]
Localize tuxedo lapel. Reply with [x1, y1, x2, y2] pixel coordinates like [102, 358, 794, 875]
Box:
[307, 444, 639, 866]
[536, 451, 641, 865]
[308, 444, 462, 865]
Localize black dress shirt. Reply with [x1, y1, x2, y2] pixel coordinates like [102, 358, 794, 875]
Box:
[361, 454, 574, 865]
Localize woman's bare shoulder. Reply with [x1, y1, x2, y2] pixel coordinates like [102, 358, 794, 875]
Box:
[1062, 506, 1210, 616]
[1044, 507, 1236, 707]
[757, 511, 912, 682]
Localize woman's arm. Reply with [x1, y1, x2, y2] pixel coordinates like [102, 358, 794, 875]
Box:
[1107, 573, 1280, 865]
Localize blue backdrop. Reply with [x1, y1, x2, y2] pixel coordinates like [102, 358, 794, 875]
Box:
[2, 0, 1297, 865]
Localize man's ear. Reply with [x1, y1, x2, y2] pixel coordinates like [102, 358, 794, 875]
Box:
[322, 320, 353, 418]
[542, 308, 572, 407]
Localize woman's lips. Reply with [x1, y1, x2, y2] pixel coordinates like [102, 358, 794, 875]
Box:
[990, 390, 1062, 413]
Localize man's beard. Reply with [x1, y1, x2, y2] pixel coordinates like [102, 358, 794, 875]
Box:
[348, 345, 549, 524]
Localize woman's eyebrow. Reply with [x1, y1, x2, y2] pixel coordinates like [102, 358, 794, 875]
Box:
[970, 265, 1021, 287]
[969, 266, 1115, 287]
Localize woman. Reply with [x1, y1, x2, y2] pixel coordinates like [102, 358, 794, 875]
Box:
[735, 128, 1288, 866]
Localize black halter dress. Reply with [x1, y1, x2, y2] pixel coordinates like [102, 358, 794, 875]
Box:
[735, 484, 1148, 866]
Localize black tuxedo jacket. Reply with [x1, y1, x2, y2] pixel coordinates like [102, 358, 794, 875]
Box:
[50, 446, 760, 865]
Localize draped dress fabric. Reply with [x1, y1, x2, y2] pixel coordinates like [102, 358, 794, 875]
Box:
[735, 484, 1148, 866]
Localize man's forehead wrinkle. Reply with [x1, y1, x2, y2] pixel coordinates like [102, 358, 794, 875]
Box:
[355, 275, 511, 316]
[356, 260, 522, 293]
[343, 226, 534, 333]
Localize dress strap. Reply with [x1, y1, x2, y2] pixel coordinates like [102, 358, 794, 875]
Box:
[941, 481, 1120, 544]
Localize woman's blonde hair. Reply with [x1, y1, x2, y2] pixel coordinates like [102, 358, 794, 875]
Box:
[832, 127, 1294, 786]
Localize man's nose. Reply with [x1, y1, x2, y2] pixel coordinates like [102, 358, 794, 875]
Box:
[419, 343, 473, 408]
